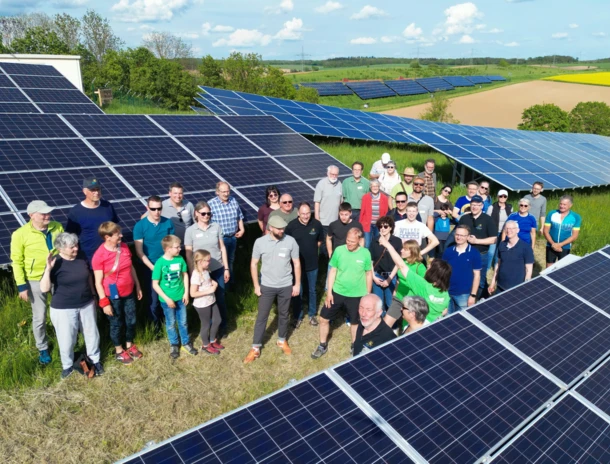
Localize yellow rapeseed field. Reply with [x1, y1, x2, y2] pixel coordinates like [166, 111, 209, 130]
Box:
[544, 72, 610, 86]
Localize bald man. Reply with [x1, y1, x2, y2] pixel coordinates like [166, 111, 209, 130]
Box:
[353, 294, 396, 356]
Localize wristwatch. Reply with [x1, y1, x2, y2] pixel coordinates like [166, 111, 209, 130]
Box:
[470, 293, 476, 298]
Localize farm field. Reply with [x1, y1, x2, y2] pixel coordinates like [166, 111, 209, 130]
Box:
[544, 71, 610, 86]
[383, 80, 610, 128]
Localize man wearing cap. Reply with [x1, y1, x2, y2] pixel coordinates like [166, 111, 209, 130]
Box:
[244, 215, 301, 363]
[10, 200, 64, 365]
[66, 177, 119, 262]
[459, 195, 498, 299]
[268, 193, 298, 224]
[417, 159, 437, 198]
[370, 153, 391, 180]
[390, 167, 415, 208]
[342, 161, 369, 222]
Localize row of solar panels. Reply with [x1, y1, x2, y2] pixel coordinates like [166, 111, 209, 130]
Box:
[297, 75, 506, 98]
[121, 246, 610, 463]
[197, 85, 610, 192]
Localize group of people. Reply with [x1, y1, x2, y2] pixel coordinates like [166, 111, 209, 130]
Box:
[10, 154, 582, 375]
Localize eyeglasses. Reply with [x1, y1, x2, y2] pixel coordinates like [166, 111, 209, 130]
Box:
[218, 190, 230, 194]
[443, 189, 451, 193]
[149, 207, 162, 211]
[519, 204, 529, 207]
[403, 174, 413, 177]
[498, 195, 508, 198]
[268, 193, 278, 198]
[380, 224, 391, 229]
[414, 183, 425, 186]
[281, 200, 293, 204]
[198, 211, 212, 216]
[396, 200, 407, 204]
[480, 186, 488, 190]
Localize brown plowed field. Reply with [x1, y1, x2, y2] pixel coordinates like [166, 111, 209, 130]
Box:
[383, 80, 610, 129]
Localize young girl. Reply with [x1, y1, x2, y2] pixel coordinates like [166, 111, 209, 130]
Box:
[190, 249, 224, 355]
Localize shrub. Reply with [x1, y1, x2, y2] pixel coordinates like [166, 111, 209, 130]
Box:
[518, 103, 570, 132]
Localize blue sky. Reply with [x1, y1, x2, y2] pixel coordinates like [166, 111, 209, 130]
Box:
[3, 0, 610, 60]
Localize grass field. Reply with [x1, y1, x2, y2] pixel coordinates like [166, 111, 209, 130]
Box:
[0, 137, 608, 462]
[544, 71, 610, 86]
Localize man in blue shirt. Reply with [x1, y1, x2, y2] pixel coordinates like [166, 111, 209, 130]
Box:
[452, 181, 479, 219]
[134, 195, 175, 326]
[442, 224, 482, 313]
[66, 177, 119, 262]
[490, 220, 534, 293]
[543, 195, 581, 268]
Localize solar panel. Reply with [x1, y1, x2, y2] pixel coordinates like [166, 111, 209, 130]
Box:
[0, 102, 38, 114]
[195, 96, 233, 116]
[276, 153, 351, 179]
[65, 114, 165, 138]
[23, 88, 94, 104]
[0, 87, 30, 102]
[0, 75, 15, 87]
[467, 76, 492, 84]
[11, 75, 77, 90]
[207, 157, 300, 187]
[415, 77, 455, 92]
[491, 394, 610, 463]
[0, 114, 76, 139]
[0, 213, 26, 261]
[441, 76, 475, 87]
[219, 115, 294, 134]
[345, 81, 397, 100]
[150, 115, 238, 136]
[0, 62, 63, 77]
[384, 80, 429, 96]
[487, 75, 507, 82]
[89, 137, 196, 164]
[574, 358, 610, 417]
[177, 135, 267, 160]
[247, 133, 324, 156]
[300, 82, 354, 96]
[36, 103, 104, 115]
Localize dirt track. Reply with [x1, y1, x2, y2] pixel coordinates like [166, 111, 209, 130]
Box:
[383, 80, 610, 129]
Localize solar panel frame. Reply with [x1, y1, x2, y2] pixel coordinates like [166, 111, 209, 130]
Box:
[23, 88, 94, 104]
[35, 103, 104, 115]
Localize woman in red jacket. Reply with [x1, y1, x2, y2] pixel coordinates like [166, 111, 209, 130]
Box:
[359, 180, 390, 248]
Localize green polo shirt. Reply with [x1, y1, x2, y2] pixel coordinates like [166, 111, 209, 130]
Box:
[342, 177, 370, 210]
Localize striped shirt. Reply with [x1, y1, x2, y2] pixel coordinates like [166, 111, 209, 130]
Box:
[371, 194, 381, 224]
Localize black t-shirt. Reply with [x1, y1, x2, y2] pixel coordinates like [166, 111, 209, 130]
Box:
[285, 217, 324, 272]
[369, 235, 402, 274]
[353, 320, 397, 356]
[328, 219, 363, 251]
[50, 253, 94, 309]
[458, 213, 498, 253]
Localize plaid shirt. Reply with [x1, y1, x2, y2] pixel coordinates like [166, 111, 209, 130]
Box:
[208, 196, 244, 237]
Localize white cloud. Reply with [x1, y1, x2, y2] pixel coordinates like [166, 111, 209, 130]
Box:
[381, 35, 400, 43]
[443, 2, 484, 35]
[552, 32, 568, 39]
[569, 23, 579, 29]
[458, 34, 475, 44]
[403, 23, 423, 39]
[202, 22, 211, 35]
[111, 0, 202, 22]
[52, 0, 88, 7]
[350, 5, 388, 20]
[593, 32, 607, 37]
[474, 24, 486, 30]
[315, 1, 343, 13]
[485, 27, 503, 34]
[350, 37, 377, 44]
[264, 0, 293, 14]
[212, 25, 234, 33]
[213, 29, 272, 47]
[505, 41, 519, 46]
[274, 17, 305, 41]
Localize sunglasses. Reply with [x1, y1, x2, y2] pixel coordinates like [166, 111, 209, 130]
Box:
[198, 211, 212, 216]
[281, 200, 293, 204]
[498, 195, 507, 198]
[396, 200, 407, 204]
[149, 207, 162, 211]
[480, 186, 488, 190]
[519, 204, 529, 207]
[380, 224, 391, 229]
[414, 183, 425, 187]
[403, 174, 413, 177]
[443, 189, 452, 193]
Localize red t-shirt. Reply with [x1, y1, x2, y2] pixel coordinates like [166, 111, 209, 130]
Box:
[91, 243, 135, 298]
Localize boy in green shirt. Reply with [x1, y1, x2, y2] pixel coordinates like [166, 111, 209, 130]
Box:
[152, 235, 197, 359]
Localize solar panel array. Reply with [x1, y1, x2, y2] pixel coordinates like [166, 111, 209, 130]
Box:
[345, 81, 397, 99]
[467, 76, 493, 85]
[384, 79, 429, 96]
[0, 62, 103, 115]
[121, 247, 610, 463]
[441, 76, 475, 87]
[487, 75, 507, 82]
[299, 82, 354, 96]
[0, 113, 351, 266]
[415, 77, 455, 92]
[198, 86, 610, 192]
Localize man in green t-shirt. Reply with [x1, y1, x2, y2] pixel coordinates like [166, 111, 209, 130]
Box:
[312, 228, 372, 359]
[152, 235, 197, 359]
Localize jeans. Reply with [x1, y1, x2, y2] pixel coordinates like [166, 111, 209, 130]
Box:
[372, 272, 396, 311]
[351, 209, 361, 222]
[223, 235, 237, 285]
[107, 294, 137, 347]
[321, 226, 329, 258]
[210, 267, 227, 335]
[477, 252, 490, 299]
[489, 233, 502, 269]
[292, 268, 318, 320]
[448, 293, 470, 314]
[160, 300, 190, 346]
[364, 225, 379, 249]
[253, 285, 292, 347]
[141, 264, 162, 325]
[430, 239, 448, 259]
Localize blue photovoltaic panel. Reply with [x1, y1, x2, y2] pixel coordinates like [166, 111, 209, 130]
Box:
[247, 133, 324, 156]
[0, 139, 103, 172]
[0, 214, 25, 264]
[178, 135, 267, 160]
[546, 251, 610, 315]
[492, 394, 610, 463]
[36, 103, 103, 115]
[0, 75, 15, 87]
[467, 277, 610, 385]
[11, 75, 77, 90]
[0, 102, 38, 113]
[575, 359, 610, 416]
[383, 80, 429, 96]
[207, 157, 299, 187]
[487, 75, 507, 81]
[415, 77, 455, 92]
[89, 137, 195, 165]
[236, 181, 315, 211]
[151, 115, 238, 136]
[0, 62, 62, 77]
[441, 76, 475, 87]
[467, 76, 493, 84]
[0, 196, 13, 213]
[345, 81, 397, 99]
[220, 115, 294, 134]
[334, 314, 560, 464]
[276, 154, 351, 179]
[65, 114, 165, 138]
[300, 82, 353, 96]
[195, 96, 233, 116]
[107, 199, 146, 243]
[23, 88, 94, 104]
[0, 114, 77, 139]
[0, 87, 30, 102]
[122, 373, 412, 464]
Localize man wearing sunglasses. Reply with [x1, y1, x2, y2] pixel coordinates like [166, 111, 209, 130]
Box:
[268, 194, 297, 225]
[134, 196, 175, 327]
[408, 178, 435, 232]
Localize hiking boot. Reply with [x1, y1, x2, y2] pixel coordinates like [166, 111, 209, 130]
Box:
[38, 349, 52, 365]
[61, 367, 74, 379]
[243, 348, 260, 364]
[311, 344, 328, 360]
[126, 344, 143, 359]
[292, 318, 303, 329]
[181, 344, 198, 356]
[210, 341, 224, 351]
[309, 316, 319, 327]
[201, 345, 220, 356]
[94, 362, 105, 377]
[115, 351, 133, 365]
[277, 340, 292, 355]
[170, 345, 180, 359]
[344, 317, 351, 327]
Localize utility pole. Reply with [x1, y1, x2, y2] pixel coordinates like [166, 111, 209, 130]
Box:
[295, 43, 312, 72]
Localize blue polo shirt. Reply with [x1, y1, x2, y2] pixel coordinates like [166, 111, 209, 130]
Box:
[133, 216, 175, 264]
[507, 212, 538, 244]
[497, 239, 534, 291]
[442, 244, 482, 295]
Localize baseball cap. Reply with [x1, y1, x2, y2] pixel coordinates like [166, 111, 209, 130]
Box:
[381, 153, 391, 164]
[470, 195, 484, 203]
[27, 200, 54, 215]
[267, 215, 288, 229]
[498, 189, 508, 197]
[83, 177, 101, 189]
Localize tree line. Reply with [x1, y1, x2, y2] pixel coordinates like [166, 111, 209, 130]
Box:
[519, 102, 610, 136]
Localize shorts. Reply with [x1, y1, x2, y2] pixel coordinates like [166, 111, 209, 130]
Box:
[546, 247, 570, 264]
[320, 291, 360, 323]
[386, 297, 404, 320]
